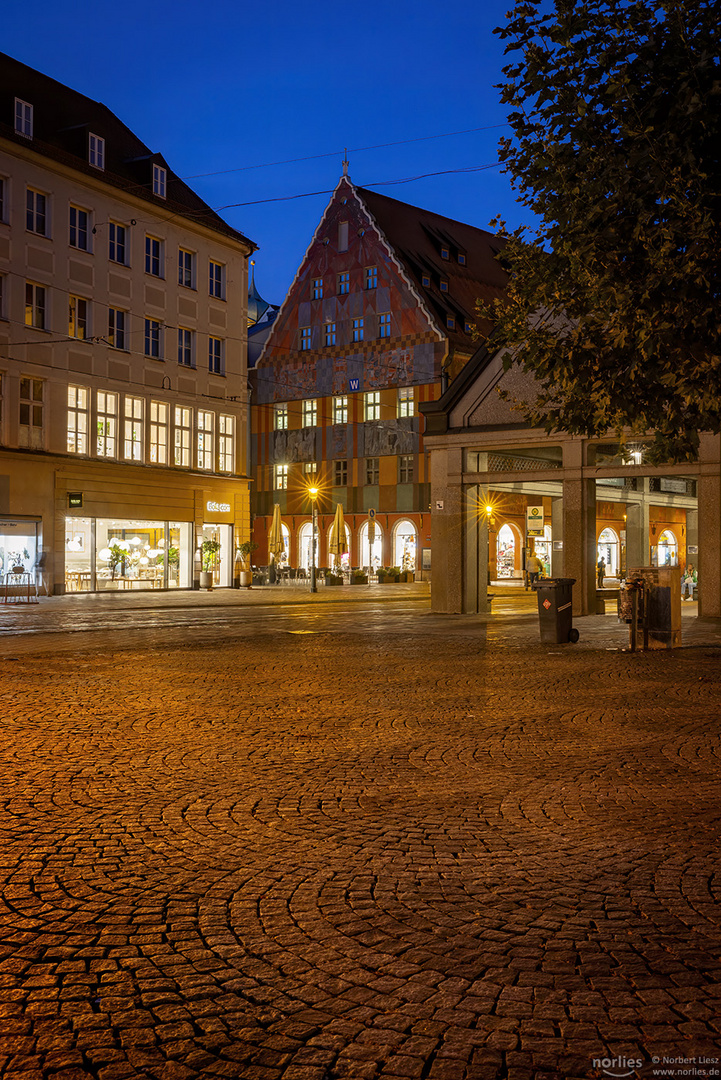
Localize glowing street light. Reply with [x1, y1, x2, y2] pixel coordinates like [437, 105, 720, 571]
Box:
[308, 486, 319, 593]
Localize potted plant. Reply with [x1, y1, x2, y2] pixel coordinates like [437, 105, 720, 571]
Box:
[351, 569, 368, 585]
[378, 566, 400, 583]
[200, 538, 221, 589]
[325, 568, 343, 586]
[8, 548, 30, 574]
[237, 540, 258, 588]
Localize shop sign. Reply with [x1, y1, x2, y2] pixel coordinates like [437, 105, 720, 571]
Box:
[553, 540, 563, 550]
[435, 500, 444, 511]
[526, 505, 544, 536]
[688, 545, 698, 555]
[68, 492, 83, 508]
[206, 501, 231, 514]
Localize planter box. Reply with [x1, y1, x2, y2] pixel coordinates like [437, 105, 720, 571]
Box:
[400, 571, 415, 583]
[325, 576, 343, 587]
[351, 576, 368, 585]
[378, 575, 400, 584]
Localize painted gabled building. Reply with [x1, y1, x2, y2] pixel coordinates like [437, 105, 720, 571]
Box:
[250, 171, 507, 575]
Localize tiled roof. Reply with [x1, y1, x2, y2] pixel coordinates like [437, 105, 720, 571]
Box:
[356, 186, 507, 351]
[0, 51, 253, 249]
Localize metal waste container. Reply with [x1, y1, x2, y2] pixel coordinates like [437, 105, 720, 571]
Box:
[532, 578, 579, 644]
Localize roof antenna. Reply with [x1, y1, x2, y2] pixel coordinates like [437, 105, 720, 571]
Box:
[342, 149, 349, 177]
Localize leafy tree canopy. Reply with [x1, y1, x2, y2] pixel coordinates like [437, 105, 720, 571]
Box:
[481, 0, 720, 463]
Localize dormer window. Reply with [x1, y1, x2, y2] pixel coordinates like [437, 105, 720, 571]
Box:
[89, 133, 105, 170]
[440, 246, 449, 260]
[153, 165, 166, 199]
[458, 253, 466, 266]
[15, 98, 33, 138]
[446, 316, 456, 330]
[440, 280, 449, 292]
[464, 321, 473, 333]
[421, 274, 430, 288]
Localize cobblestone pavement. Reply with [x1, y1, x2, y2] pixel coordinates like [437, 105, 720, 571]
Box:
[1, 604, 720, 1080]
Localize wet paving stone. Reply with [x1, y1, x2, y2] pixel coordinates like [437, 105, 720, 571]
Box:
[0, 610, 720, 1078]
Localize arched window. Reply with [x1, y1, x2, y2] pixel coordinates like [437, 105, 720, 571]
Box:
[597, 527, 619, 577]
[392, 519, 417, 570]
[657, 529, 678, 566]
[359, 520, 383, 570]
[298, 520, 317, 571]
[326, 523, 351, 569]
[496, 523, 517, 578]
[280, 523, 290, 565]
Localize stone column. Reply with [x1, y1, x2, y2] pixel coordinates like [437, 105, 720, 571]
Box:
[551, 496, 564, 577]
[563, 476, 596, 616]
[698, 435, 721, 617]
[463, 485, 490, 614]
[429, 447, 463, 613]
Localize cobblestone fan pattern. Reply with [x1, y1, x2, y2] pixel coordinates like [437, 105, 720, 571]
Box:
[0, 630, 720, 1080]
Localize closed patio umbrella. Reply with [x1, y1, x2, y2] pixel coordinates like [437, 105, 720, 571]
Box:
[328, 502, 348, 569]
[268, 503, 284, 582]
[268, 503, 284, 560]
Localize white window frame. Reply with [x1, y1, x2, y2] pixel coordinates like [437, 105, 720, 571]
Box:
[174, 406, 192, 467]
[108, 222, 127, 264]
[197, 410, 214, 470]
[108, 308, 127, 351]
[398, 386, 415, 418]
[67, 386, 89, 454]
[274, 403, 288, 431]
[124, 396, 144, 461]
[149, 401, 169, 465]
[178, 248, 194, 288]
[177, 327, 194, 367]
[365, 457, 380, 485]
[69, 295, 89, 340]
[302, 399, 317, 427]
[219, 414, 235, 473]
[15, 98, 33, 138]
[25, 282, 47, 329]
[145, 235, 163, 277]
[89, 133, 105, 170]
[153, 164, 167, 198]
[19, 377, 44, 447]
[399, 454, 414, 483]
[274, 464, 288, 490]
[96, 390, 118, 457]
[333, 395, 348, 424]
[145, 318, 162, 359]
[364, 391, 380, 421]
[208, 336, 224, 375]
[209, 260, 224, 299]
[26, 188, 47, 235]
[69, 206, 90, 250]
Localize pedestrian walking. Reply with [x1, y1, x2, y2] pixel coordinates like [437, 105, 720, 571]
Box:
[597, 557, 606, 588]
[526, 552, 542, 588]
[681, 563, 697, 600]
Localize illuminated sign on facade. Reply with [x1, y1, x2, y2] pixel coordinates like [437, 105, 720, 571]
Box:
[206, 501, 231, 514]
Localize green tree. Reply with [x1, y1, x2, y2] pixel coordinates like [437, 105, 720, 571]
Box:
[482, 0, 720, 463]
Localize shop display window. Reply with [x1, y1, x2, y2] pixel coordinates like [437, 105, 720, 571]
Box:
[64, 517, 193, 592]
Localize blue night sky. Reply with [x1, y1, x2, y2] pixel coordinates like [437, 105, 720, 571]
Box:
[3, 0, 537, 305]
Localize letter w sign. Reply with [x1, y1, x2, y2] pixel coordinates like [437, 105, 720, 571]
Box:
[349, 378, 360, 391]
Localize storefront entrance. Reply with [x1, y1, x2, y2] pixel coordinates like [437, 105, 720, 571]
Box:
[393, 520, 417, 571]
[200, 524, 233, 588]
